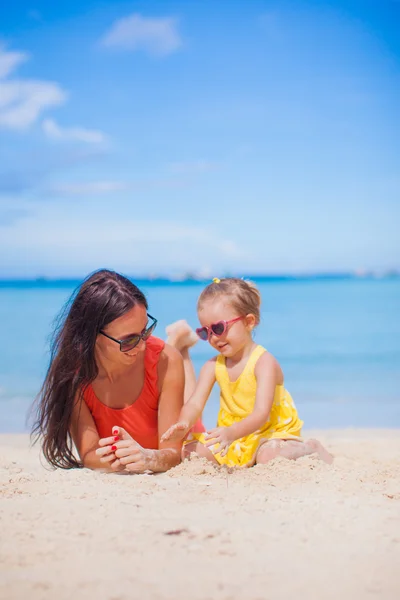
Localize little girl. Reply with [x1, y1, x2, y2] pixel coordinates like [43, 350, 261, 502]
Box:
[161, 277, 332, 467]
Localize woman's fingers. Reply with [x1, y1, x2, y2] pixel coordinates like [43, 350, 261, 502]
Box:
[118, 452, 142, 466]
[98, 435, 119, 447]
[99, 454, 124, 470]
[98, 426, 132, 447]
[111, 426, 132, 441]
[99, 451, 116, 463]
[96, 445, 114, 457]
[98, 438, 139, 455]
[125, 461, 147, 473]
[114, 446, 140, 459]
[112, 440, 136, 449]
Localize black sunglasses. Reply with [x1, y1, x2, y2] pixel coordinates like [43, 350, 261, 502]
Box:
[99, 314, 157, 353]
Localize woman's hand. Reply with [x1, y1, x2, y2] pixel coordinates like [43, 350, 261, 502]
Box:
[160, 421, 190, 443]
[96, 426, 154, 473]
[204, 426, 234, 457]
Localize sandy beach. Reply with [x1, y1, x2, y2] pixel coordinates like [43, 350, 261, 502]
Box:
[1, 430, 399, 600]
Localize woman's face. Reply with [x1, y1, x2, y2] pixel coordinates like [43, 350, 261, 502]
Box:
[96, 303, 149, 364]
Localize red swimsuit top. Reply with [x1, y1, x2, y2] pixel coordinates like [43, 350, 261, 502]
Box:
[83, 336, 204, 448]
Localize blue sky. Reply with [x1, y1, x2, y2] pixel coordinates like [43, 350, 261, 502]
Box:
[0, 0, 399, 278]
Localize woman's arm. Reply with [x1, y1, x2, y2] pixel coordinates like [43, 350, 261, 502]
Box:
[70, 395, 122, 471]
[96, 345, 187, 473]
[148, 344, 186, 471]
[160, 358, 216, 442]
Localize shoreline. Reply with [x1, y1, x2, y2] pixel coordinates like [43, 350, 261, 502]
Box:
[1, 429, 399, 599]
[1, 272, 399, 288]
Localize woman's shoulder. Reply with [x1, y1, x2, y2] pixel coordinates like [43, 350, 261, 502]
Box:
[146, 335, 165, 352]
[155, 340, 186, 390]
[145, 336, 166, 378]
[79, 382, 96, 411]
[156, 338, 184, 374]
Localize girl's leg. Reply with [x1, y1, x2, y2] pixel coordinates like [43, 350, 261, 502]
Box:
[180, 348, 196, 404]
[166, 321, 208, 460]
[166, 320, 198, 403]
[182, 441, 219, 464]
[256, 439, 333, 465]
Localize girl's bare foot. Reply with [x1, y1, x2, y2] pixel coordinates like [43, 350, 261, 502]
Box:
[304, 439, 334, 464]
[256, 438, 333, 465]
[166, 320, 198, 351]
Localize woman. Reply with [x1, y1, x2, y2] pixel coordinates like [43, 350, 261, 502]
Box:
[32, 269, 203, 473]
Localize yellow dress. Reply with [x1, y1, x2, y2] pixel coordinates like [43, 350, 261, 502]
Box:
[188, 345, 304, 467]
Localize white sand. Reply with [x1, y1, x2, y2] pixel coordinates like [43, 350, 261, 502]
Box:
[1, 430, 399, 600]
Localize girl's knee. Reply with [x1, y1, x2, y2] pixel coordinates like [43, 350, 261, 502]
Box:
[182, 441, 197, 460]
[255, 440, 282, 464]
[182, 441, 218, 464]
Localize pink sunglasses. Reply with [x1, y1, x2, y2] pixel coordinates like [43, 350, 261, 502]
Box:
[196, 316, 243, 341]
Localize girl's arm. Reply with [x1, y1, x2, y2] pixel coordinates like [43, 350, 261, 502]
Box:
[206, 353, 278, 450]
[160, 358, 216, 442]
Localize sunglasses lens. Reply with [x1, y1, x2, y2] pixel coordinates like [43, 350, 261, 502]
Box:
[196, 327, 208, 341]
[142, 321, 157, 341]
[121, 336, 140, 352]
[211, 321, 225, 336]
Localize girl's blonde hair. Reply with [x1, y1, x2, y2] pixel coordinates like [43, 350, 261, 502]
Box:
[197, 278, 261, 324]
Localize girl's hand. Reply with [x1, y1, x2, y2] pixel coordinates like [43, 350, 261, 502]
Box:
[204, 427, 234, 457]
[160, 422, 190, 443]
[96, 426, 153, 473]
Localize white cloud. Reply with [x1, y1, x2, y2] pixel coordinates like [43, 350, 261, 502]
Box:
[0, 45, 66, 130]
[42, 118, 106, 144]
[0, 214, 245, 272]
[0, 80, 66, 130]
[101, 13, 182, 56]
[45, 167, 216, 197]
[51, 180, 128, 195]
[0, 46, 28, 78]
[0, 46, 106, 141]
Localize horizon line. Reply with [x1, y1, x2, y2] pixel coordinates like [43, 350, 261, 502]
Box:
[0, 269, 399, 285]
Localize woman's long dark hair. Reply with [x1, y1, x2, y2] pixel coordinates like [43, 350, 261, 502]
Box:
[31, 269, 148, 469]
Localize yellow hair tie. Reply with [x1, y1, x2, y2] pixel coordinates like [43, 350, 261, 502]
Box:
[212, 277, 221, 284]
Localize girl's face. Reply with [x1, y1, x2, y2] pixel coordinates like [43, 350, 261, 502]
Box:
[96, 303, 149, 364]
[197, 299, 255, 358]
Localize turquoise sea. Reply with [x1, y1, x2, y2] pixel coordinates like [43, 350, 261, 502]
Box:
[0, 277, 399, 432]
